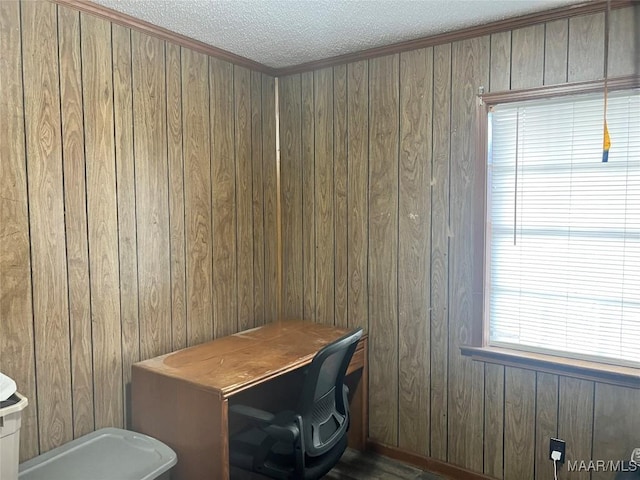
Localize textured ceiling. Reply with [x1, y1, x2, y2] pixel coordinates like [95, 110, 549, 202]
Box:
[93, 0, 582, 69]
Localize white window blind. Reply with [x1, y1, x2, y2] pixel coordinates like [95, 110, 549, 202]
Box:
[487, 89, 640, 367]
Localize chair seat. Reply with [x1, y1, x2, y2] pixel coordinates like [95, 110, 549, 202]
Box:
[230, 425, 348, 480]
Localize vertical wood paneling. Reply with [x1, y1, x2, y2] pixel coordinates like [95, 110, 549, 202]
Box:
[0, 0, 39, 460]
[504, 367, 536, 479]
[261, 75, 278, 322]
[535, 373, 559, 480]
[489, 31, 511, 92]
[368, 54, 400, 445]
[279, 74, 303, 319]
[558, 377, 594, 480]
[314, 67, 335, 325]
[313, 68, 335, 325]
[483, 365, 504, 479]
[568, 13, 605, 82]
[608, 5, 639, 77]
[182, 48, 213, 345]
[22, 1, 74, 452]
[166, 42, 187, 351]
[251, 71, 266, 326]
[448, 36, 488, 471]
[346, 61, 368, 332]
[511, 25, 545, 89]
[429, 43, 451, 462]
[592, 384, 640, 480]
[80, 12, 124, 429]
[235, 66, 254, 331]
[333, 64, 348, 329]
[58, 4, 95, 438]
[112, 23, 138, 429]
[7, 0, 637, 468]
[132, 31, 171, 360]
[210, 58, 238, 337]
[398, 47, 432, 456]
[5, 1, 274, 461]
[544, 19, 569, 85]
[301, 71, 317, 322]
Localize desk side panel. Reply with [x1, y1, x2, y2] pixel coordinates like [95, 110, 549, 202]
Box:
[346, 337, 369, 450]
[132, 365, 228, 480]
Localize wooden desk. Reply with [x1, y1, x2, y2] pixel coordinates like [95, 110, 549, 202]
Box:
[131, 320, 368, 480]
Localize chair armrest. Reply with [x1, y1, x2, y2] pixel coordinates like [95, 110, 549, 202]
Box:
[229, 404, 276, 425]
[264, 423, 300, 443]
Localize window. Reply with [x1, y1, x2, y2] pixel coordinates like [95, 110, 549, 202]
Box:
[486, 88, 640, 368]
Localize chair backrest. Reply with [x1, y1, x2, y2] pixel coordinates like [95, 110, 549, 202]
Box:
[297, 328, 363, 457]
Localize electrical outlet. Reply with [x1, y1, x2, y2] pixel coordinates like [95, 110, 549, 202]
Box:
[550, 438, 566, 464]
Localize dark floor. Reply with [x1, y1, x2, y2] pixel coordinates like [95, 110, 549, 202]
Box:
[231, 448, 446, 479]
[325, 449, 445, 480]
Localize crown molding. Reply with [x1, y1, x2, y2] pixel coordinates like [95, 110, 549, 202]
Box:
[52, 0, 278, 76]
[274, 0, 633, 76]
[51, 0, 634, 79]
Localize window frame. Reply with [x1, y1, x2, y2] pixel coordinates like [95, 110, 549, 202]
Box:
[462, 75, 640, 388]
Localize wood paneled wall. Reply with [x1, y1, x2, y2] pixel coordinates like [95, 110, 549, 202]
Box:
[0, 0, 277, 460]
[278, 6, 639, 480]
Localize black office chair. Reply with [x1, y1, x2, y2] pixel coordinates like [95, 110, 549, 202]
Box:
[229, 328, 363, 480]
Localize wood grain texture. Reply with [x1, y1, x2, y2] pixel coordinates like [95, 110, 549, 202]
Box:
[448, 37, 489, 471]
[301, 71, 317, 322]
[544, 19, 569, 85]
[535, 373, 559, 480]
[22, 0, 74, 452]
[251, 71, 266, 326]
[181, 47, 213, 345]
[235, 66, 254, 331]
[489, 31, 511, 92]
[558, 377, 594, 480]
[57, 4, 95, 438]
[483, 364, 504, 479]
[111, 23, 138, 429]
[80, 11, 124, 429]
[608, 5, 639, 77]
[262, 75, 279, 322]
[210, 57, 238, 338]
[592, 384, 640, 480]
[314, 67, 335, 325]
[503, 367, 536, 479]
[429, 43, 451, 463]
[398, 47, 432, 456]
[346, 60, 368, 333]
[568, 13, 605, 82]
[0, 0, 39, 459]
[132, 31, 171, 360]
[333, 64, 348, 328]
[279, 74, 303, 319]
[510, 25, 545, 89]
[368, 54, 400, 446]
[5, 0, 275, 462]
[166, 42, 187, 351]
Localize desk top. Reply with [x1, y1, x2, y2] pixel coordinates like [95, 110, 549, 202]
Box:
[133, 320, 364, 397]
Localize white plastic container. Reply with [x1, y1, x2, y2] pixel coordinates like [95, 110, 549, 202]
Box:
[19, 427, 176, 480]
[0, 392, 28, 480]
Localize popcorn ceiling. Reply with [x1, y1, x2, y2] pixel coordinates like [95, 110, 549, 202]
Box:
[93, 0, 582, 69]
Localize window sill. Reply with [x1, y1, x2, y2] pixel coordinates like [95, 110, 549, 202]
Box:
[460, 346, 640, 389]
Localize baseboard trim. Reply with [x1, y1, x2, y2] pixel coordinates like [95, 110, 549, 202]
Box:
[367, 440, 494, 480]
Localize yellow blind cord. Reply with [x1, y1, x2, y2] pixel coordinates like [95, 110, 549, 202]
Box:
[602, 0, 611, 162]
